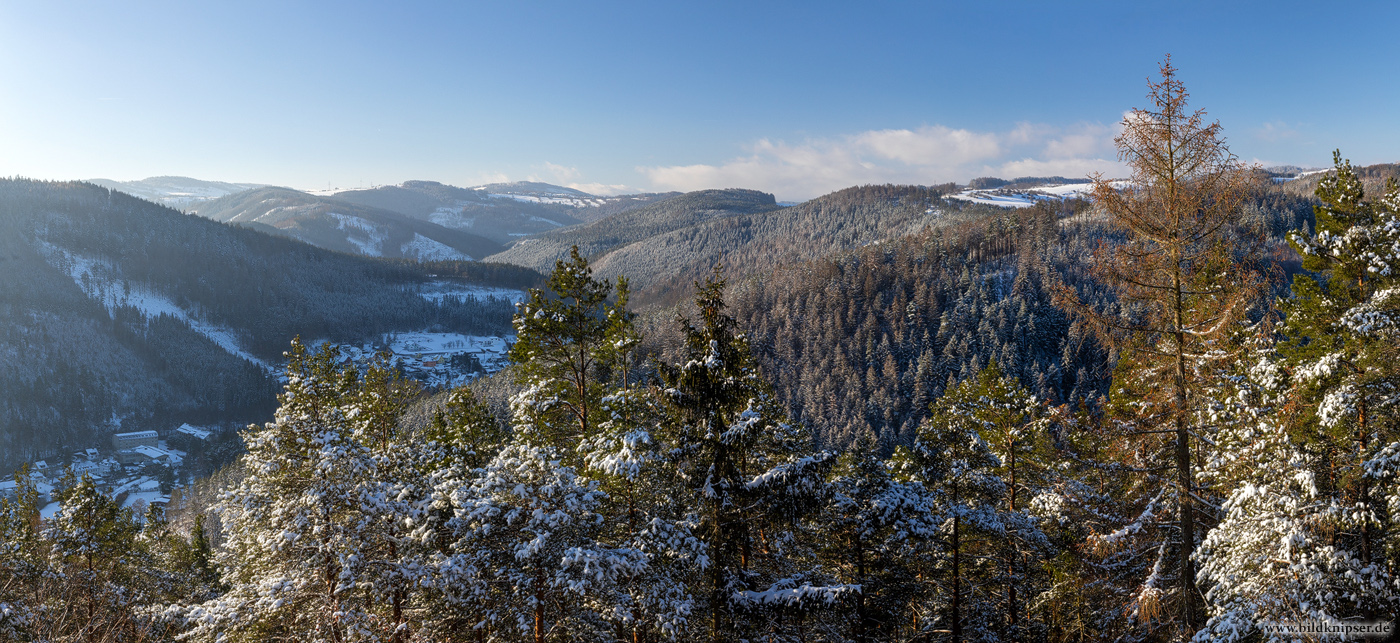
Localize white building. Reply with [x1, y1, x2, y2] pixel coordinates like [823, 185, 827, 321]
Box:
[113, 430, 159, 450]
[174, 424, 212, 441]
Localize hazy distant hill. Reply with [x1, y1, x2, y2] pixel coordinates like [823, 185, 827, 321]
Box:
[1274, 161, 1400, 198]
[189, 187, 502, 261]
[330, 180, 680, 240]
[87, 176, 267, 209]
[0, 178, 530, 470]
[486, 189, 782, 274]
[486, 184, 964, 302]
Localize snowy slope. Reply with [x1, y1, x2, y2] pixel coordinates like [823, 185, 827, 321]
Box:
[88, 176, 267, 209]
[36, 241, 273, 371]
[947, 180, 1131, 208]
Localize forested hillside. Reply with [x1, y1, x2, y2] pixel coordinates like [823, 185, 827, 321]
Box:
[3, 64, 1399, 643]
[486, 188, 782, 274]
[490, 183, 968, 303]
[0, 179, 524, 470]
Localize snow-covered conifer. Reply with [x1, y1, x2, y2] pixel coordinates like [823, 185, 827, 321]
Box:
[660, 275, 835, 642]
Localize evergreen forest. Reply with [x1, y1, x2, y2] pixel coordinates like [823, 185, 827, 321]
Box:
[1, 63, 1399, 643]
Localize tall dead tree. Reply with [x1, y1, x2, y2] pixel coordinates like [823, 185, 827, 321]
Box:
[1053, 57, 1266, 640]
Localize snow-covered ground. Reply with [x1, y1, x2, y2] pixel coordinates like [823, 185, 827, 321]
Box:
[320, 331, 515, 388]
[429, 206, 477, 229]
[36, 241, 274, 372]
[947, 181, 1130, 209]
[329, 212, 387, 256]
[386, 331, 511, 359]
[401, 233, 471, 261]
[487, 193, 609, 208]
[416, 279, 526, 304]
[88, 177, 265, 209]
[948, 191, 1051, 208]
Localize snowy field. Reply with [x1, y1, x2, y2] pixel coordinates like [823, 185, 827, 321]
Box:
[947, 181, 1131, 209]
[485, 192, 610, 208]
[948, 190, 1052, 208]
[401, 233, 471, 261]
[416, 279, 526, 304]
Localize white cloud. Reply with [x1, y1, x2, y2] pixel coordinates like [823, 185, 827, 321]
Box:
[851, 125, 1001, 166]
[527, 162, 582, 184]
[640, 122, 1125, 201]
[1254, 121, 1301, 143]
[996, 157, 1122, 179]
[566, 182, 635, 196]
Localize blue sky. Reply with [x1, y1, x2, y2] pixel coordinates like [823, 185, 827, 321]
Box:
[2, 1, 1397, 201]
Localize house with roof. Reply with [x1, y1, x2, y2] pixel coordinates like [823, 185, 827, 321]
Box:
[113, 430, 159, 451]
[174, 424, 211, 441]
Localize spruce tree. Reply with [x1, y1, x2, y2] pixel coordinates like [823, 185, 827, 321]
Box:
[660, 274, 835, 642]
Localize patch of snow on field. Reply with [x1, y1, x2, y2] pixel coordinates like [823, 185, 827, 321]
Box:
[948, 181, 1131, 209]
[429, 206, 475, 229]
[949, 191, 1046, 208]
[36, 241, 273, 372]
[328, 212, 386, 256]
[488, 193, 605, 208]
[417, 280, 526, 304]
[401, 234, 471, 261]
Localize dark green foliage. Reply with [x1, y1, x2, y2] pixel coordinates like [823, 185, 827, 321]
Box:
[660, 274, 832, 641]
[0, 178, 517, 471]
[1281, 151, 1400, 573]
[508, 246, 636, 453]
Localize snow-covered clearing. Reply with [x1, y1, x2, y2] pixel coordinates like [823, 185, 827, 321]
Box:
[429, 206, 476, 229]
[487, 193, 607, 209]
[401, 233, 471, 261]
[948, 181, 1129, 209]
[329, 212, 387, 256]
[948, 190, 1050, 208]
[416, 279, 526, 304]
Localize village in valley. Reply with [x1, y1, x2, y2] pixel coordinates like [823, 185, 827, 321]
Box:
[0, 424, 220, 521]
[2, 330, 515, 522]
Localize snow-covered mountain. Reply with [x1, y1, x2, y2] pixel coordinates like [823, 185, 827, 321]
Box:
[189, 187, 501, 261]
[331, 181, 682, 237]
[87, 176, 267, 209]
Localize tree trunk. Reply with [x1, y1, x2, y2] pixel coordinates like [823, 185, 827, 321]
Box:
[855, 533, 868, 643]
[952, 514, 962, 643]
[1173, 251, 1200, 639]
[1008, 446, 1018, 640]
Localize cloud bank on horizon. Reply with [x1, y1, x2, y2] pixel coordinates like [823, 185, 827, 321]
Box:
[638, 121, 1127, 201]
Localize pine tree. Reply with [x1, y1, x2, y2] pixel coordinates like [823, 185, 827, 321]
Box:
[1282, 152, 1400, 580]
[812, 431, 929, 642]
[0, 465, 43, 640]
[184, 340, 395, 642]
[1192, 326, 1400, 639]
[903, 364, 1044, 643]
[44, 473, 162, 641]
[508, 246, 635, 455]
